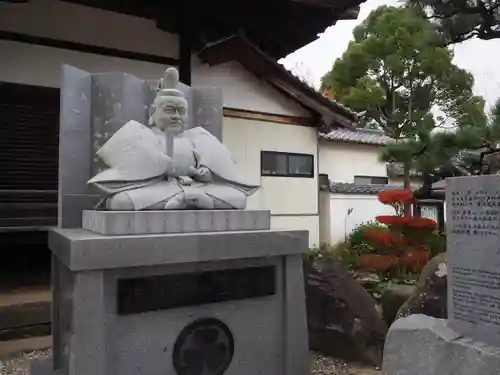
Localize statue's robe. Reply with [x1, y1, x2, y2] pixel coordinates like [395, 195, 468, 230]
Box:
[88, 120, 259, 210]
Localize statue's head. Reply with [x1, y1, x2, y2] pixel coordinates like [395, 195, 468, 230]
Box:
[149, 67, 188, 134]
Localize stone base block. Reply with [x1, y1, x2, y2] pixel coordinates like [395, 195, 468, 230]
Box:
[82, 209, 271, 235]
[31, 359, 61, 375]
[42, 227, 309, 375]
[382, 314, 500, 375]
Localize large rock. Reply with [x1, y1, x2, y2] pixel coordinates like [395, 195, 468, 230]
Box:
[381, 284, 416, 325]
[396, 252, 447, 320]
[304, 258, 388, 366]
[382, 314, 500, 375]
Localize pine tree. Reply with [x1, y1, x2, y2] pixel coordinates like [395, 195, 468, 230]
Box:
[321, 6, 483, 212]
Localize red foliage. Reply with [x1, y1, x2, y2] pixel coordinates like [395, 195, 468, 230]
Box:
[356, 188, 436, 274]
[376, 215, 410, 226]
[377, 189, 413, 204]
[364, 227, 404, 248]
[405, 217, 437, 230]
[399, 250, 430, 272]
[376, 215, 436, 230]
[358, 254, 400, 271]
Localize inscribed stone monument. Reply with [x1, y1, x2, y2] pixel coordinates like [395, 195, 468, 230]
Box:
[446, 174, 500, 346]
[381, 174, 500, 375]
[31, 65, 310, 375]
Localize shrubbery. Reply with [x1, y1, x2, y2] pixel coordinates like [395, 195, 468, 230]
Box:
[305, 189, 446, 300]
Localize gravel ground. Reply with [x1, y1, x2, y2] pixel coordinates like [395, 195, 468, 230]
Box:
[310, 353, 380, 375]
[0, 349, 52, 375]
[0, 349, 380, 375]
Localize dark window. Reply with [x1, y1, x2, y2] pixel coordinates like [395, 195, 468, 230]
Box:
[261, 151, 314, 178]
[0, 82, 60, 190]
[354, 175, 388, 185]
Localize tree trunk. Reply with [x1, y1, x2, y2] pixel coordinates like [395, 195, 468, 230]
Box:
[404, 93, 413, 217]
[403, 161, 411, 217]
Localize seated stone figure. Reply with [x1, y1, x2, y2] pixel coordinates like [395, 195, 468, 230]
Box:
[88, 67, 259, 210]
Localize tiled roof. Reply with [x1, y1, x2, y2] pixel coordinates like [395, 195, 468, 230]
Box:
[329, 182, 402, 195]
[319, 128, 391, 146]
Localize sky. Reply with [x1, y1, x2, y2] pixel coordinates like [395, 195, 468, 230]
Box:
[280, 0, 500, 112]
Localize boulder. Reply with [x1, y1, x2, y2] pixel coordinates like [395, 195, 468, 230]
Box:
[396, 252, 447, 320]
[351, 271, 381, 290]
[381, 284, 416, 325]
[304, 258, 388, 366]
[382, 314, 500, 375]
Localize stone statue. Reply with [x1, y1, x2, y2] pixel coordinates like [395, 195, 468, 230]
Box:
[88, 67, 260, 210]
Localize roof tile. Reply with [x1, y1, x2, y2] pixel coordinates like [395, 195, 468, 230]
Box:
[320, 128, 390, 146]
[329, 182, 402, 195]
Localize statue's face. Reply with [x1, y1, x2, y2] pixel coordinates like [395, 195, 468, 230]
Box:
[152, 96, 188, 134]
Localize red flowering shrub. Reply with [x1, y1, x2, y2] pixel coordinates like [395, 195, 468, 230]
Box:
[377, 189, 413, 216]
[363, 227, 405, 254]
[399, 250, 430, 272]
[405, 217, 436, 230]
[356, 189, 437, 274]
[358, 254, 399, 271]
[376, 215, 411, 226]
[377, 189, 413, 204]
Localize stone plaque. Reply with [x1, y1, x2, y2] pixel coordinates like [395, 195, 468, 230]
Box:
[117, 266, 276, 315]
[446, 175, 500, 346]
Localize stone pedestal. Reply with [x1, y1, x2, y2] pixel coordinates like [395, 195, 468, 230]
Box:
[33, 211, 310, 375]
[82, 209, 271, 235]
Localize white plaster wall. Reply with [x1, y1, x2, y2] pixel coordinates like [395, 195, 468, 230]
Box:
[223, 117, 319, 246]
[271, 216, 319, 249]
[329, 194, 394, 245]
[0, 0, 178, 58]
[390, 176, 424, 189]
[0, 41, 171, 88]
[319, 140, 387, 182]
[192, 57, 312, 117]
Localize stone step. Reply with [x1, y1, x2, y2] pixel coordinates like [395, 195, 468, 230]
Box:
[0, 324, 51, 342]
[0, 287, 51, 340]
[0, 335, 51, 359]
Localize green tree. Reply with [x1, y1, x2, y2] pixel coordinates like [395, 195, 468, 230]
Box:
[406, 0, 500, 44]
[384, 97, 500, 197]
[436, 97, 500, 175]
[321, 6, 482, 213]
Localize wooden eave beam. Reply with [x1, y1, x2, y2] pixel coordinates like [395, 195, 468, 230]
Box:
[290, 0, 337, 8]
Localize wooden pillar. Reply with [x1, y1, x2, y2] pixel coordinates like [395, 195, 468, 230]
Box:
[437, 202, 445, 233]
[318, 190, 331, 245]
[413, 203, 421, 217]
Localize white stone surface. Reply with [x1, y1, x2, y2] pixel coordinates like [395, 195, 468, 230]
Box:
[382, 314, 500, 375]
[446, 175, 500, 346]
[82, 209, 271, 235]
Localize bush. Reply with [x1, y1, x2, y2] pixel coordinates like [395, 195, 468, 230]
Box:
[347, 221, 385, 254]
[425, 232, 446, 258]
[303, 243, 340, 264]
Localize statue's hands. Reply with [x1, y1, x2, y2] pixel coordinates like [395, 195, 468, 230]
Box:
[178, 176, 194, 186]
[192, 166, 212, 182]
[162, 154, 176, 177]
